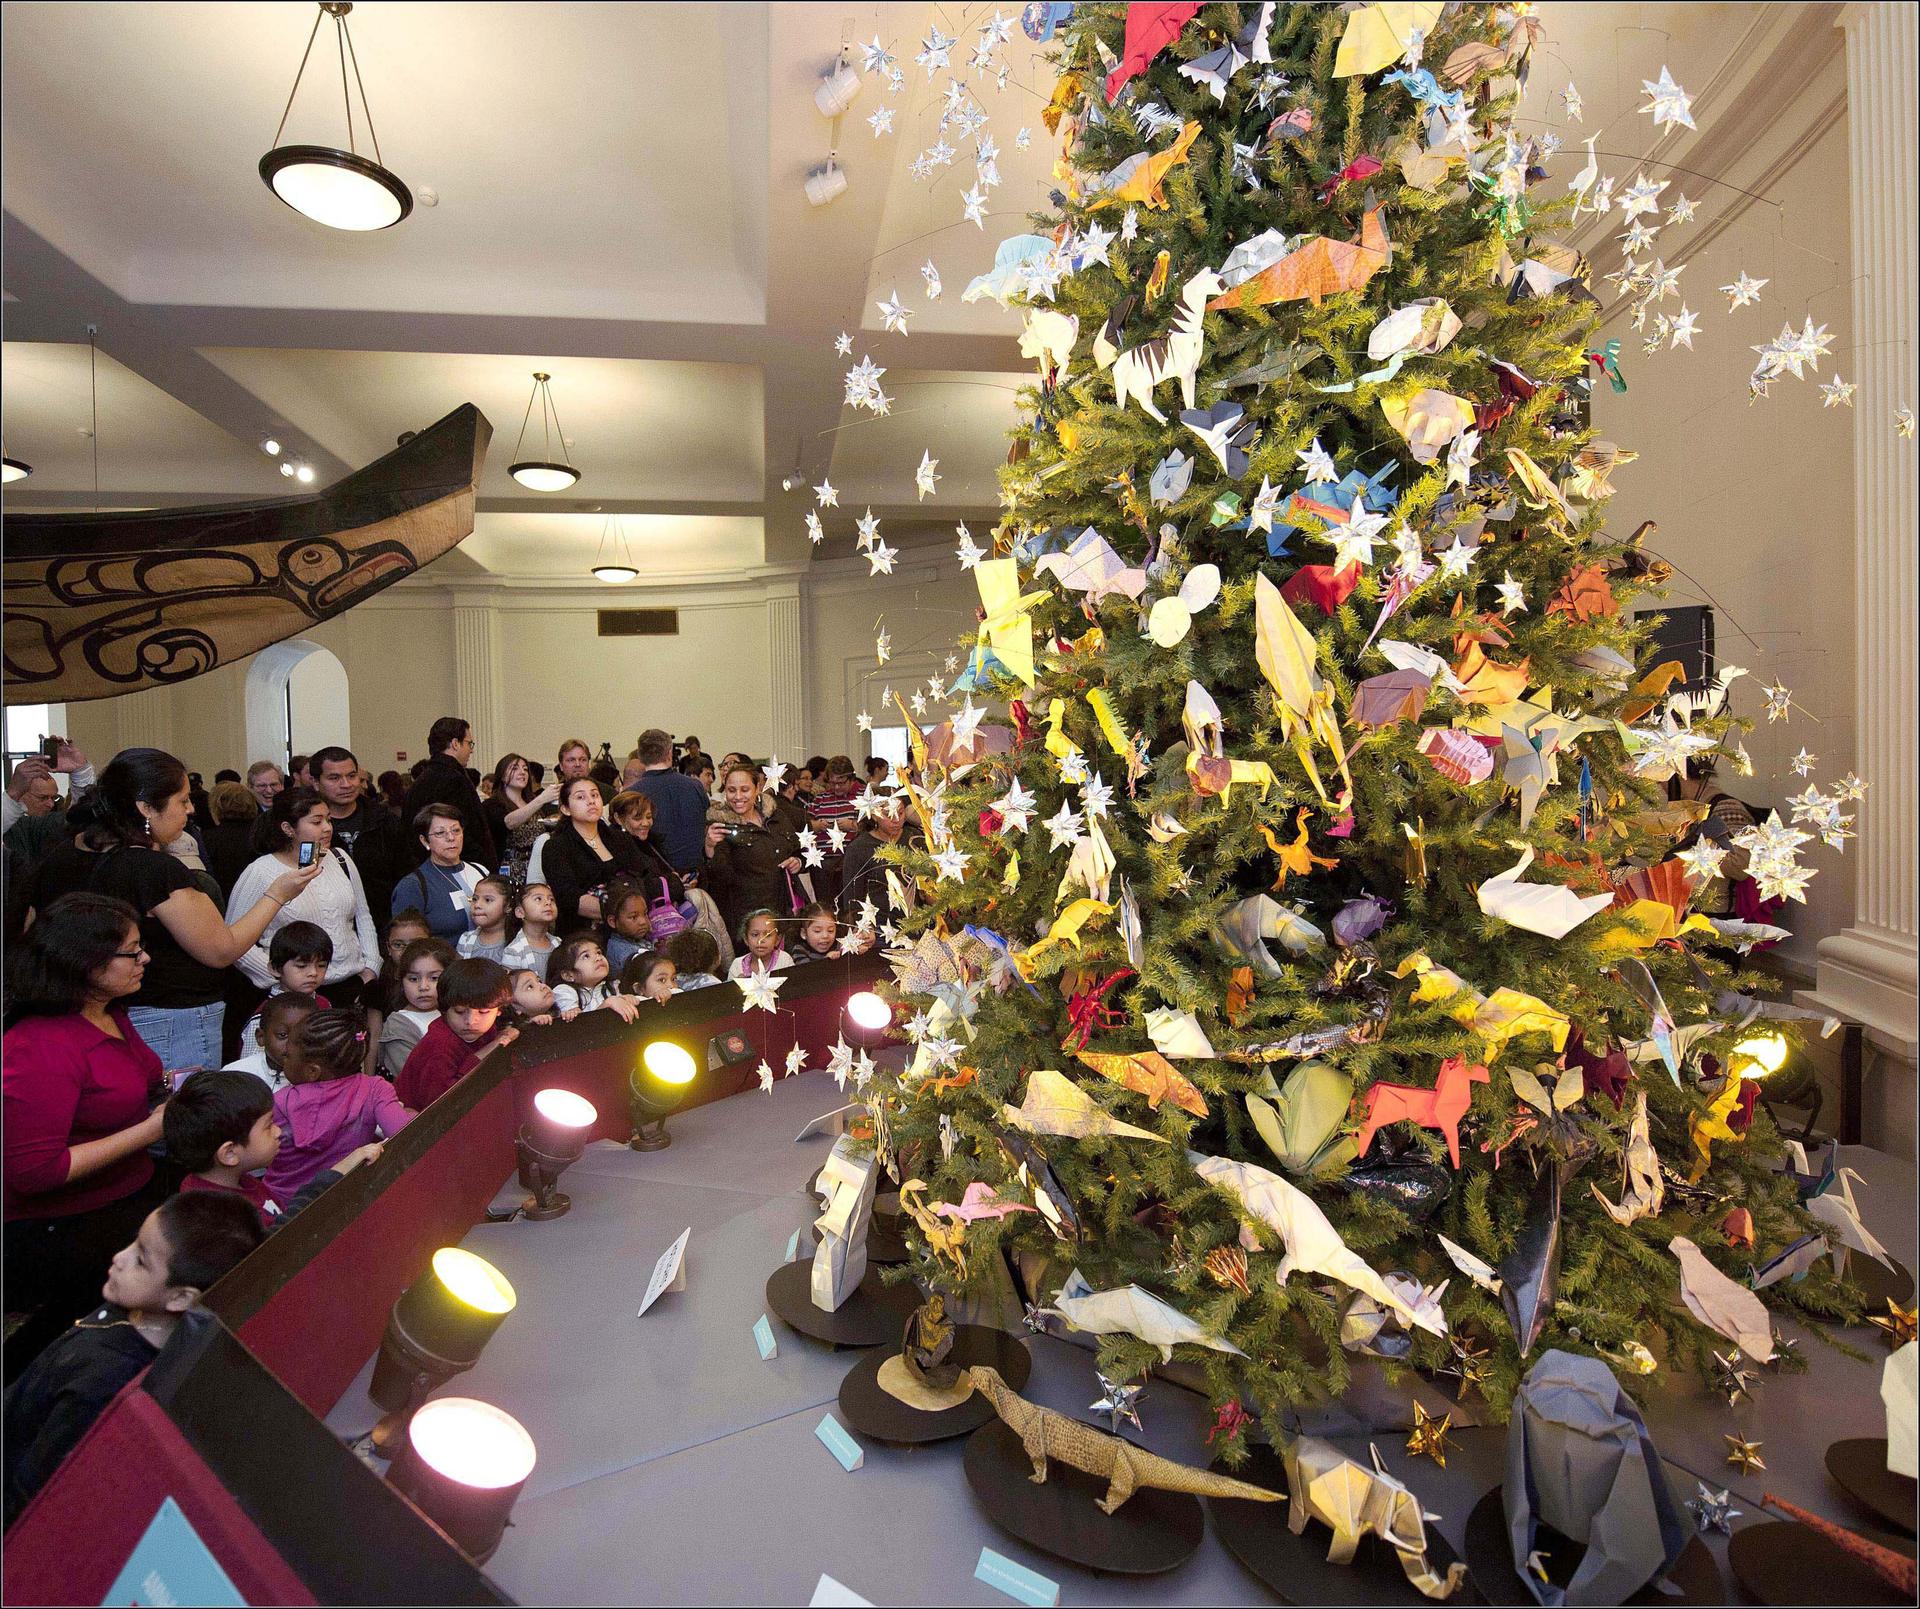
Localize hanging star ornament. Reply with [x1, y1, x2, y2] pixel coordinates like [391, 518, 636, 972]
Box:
[1406, 1402, 1456, 1467]
[915, 450, 941, 500]
[834, 331, 853, 357]
[1821, 375, 1856, 407]
[1724, 1434, 1766, 1475]
[921, 259, 942, 300]
[1641, 65, 1695, 131]
[738, 969, 785, 1013]
[805, 510, 824, 545]
[1669, 193, 1699, 225]
[1689, 1484, 1742, 1535]
[1561, 82, 1583, 121]
[867, 540, 897, 577]
[867, 103, 894, 138]
[876, 290, 913, 335]
[1497, 571, 1527, 616]
[915, 27, 953, 77]
[1444, 1336, 1492, 1401]
[813, 476, 839, 508]
[1089, 1372, 1145, 1433]
[1898, 406, 1916, 439]
[1722, 271, 1768, 310]
[1711, 1348, 1754, 1407]
[756, 1059, 775, 1094]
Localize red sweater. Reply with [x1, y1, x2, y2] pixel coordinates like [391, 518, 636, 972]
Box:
[3, 1010, 158, 1220]
[395, 1018, 499, 1111]
[182, 1171, 279, 1229]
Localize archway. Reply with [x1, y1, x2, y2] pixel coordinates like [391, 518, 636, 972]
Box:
[244, 639, 350, 771]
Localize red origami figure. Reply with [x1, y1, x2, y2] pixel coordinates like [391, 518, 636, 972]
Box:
[1356, 1056, 1490, 1168]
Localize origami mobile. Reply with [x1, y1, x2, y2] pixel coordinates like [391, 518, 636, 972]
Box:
[811, 1135, 877, 1312]
[1045, 1269, 1247, 1361]
[1247, 1059, 1357, 1178]
[1283, 1435, 1467, 1600]
[1208, 206, 1392, 309]
[1505, 1350, 1688, 1607]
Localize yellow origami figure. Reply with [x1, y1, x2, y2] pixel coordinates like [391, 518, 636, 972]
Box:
[1689, 1077, 1747, 1183]
[1334, 2, 1446, 77]
[1182, 680, 1279, 805]
[1086, 121, 1201, 211]
[965, 558, 1050, 689]
[1254, 574, 1352, 806]
[1395, 953, 1570, 1060]
[1020, 899, 1113, 978]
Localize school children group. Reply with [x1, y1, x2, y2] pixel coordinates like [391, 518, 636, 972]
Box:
[1, 718, 901, 1526]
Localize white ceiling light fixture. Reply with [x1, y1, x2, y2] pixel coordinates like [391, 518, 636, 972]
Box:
[591, 513, 639, 584]
[507, 372, 581, 491]
[280, 461, 296, 477]
[804, 158, 848, 207]
[261, 436, 282, 456]
[814, 53, 863, 118]
[259, 2, 413, 233]
[1, 456, 30, 483]
[295, 464, 317, 484]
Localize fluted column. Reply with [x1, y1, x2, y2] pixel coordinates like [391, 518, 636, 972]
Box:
[1804, 3, 1918, 1151]
[451, 602, 505, 763]
[766, 582, 806, 758]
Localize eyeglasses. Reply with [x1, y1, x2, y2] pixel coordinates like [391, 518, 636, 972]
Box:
[113, 946, 151, 961]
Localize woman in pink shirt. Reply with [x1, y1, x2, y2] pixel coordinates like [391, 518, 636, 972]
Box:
[264, 1009, 414, 1202]
[3, 894, 171, 1381]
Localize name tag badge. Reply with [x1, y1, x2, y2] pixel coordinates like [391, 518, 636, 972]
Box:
[450, 889, 471, 911]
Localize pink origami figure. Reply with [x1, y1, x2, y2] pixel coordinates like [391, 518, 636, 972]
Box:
[1356, 1056, 1489, 1168]
[935, 1183, 1039, 1223]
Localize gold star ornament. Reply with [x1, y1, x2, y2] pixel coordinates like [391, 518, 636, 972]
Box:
[1724, 1434, 1766, 1475]
[1868, 1300, 1918, 1347]
[1406, 1401, 1456, 1467]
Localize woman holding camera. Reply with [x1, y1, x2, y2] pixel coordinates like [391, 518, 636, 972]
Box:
[701, 764, 803, 939]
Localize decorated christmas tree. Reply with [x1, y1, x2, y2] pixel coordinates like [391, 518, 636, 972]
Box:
[863, 0, 1859, 1443]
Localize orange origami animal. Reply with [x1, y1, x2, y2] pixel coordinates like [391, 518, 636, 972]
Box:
[1086, 121, 1201, 211]
[1356, 1056, 1489, 1168]
[1260, 809, 1340, 889]
[1208, 206, 1391, 310]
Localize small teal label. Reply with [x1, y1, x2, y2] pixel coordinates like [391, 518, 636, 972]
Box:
[784, 1227, 804, 1262]
[814, 1412, 864, 1471]
[975, 1546, 1060, 1607]
[753, 1313, 778, 1360]
[103, 1498, 246, 1607]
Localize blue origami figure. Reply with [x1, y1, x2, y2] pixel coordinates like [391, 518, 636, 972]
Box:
[1270, 461, 1399, 557]
[1383, 66, 1465, 118]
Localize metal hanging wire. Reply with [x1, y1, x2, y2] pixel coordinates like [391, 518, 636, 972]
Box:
[272, 2, 386, 164]
[509, 373, 577, 473]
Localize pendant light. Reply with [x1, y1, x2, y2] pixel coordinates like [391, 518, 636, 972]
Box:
[508, 372, 581, 491]
[0, 454, 29, 483]
[259, 2, 412, 232]
[591, 513, 639, 584]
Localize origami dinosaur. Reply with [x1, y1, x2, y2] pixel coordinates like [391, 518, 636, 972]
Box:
[964, 1366, 1285, 1515]
[1283, 1435, 1467, 1600]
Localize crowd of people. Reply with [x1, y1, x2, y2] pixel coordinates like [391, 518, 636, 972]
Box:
[1, 717, 913, 1523]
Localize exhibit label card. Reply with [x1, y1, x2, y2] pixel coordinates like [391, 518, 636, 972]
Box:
[808, 1574, 873, 1607]
[753, 1314, 779, 1360]
[637, 1227, 691, 1316]
[814, 1413, 864, 1471]
[784, 1227, 804, 1262]
[975, 1547, 1060, 1607]
[103, 1499, 245, 1607]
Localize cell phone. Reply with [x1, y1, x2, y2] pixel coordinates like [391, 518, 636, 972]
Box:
[40, 736, 61, 763]
[298, 841, 317, 868]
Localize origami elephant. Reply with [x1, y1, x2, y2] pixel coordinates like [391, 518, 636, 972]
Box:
[1282, 1435, 1467, 1600]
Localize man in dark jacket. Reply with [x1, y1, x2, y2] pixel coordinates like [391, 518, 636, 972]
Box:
[632, 727, 712, 875]
[835, 802, 905, 919]
[312, 744, 405, 925]
[400, 717, 495, 872]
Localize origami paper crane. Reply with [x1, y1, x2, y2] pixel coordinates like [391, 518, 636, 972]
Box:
[1104, 3, 1202, 102]
[1047, 1269, 1246, 1360]
[1194, 1152, 1447, 1334]
[1086, 120, 1201, 209]
[1003, 1068, 1166, 1145]
[1209, 207, 1392, 309]
[1076, 1049, 1209, 1118]
[1255, 572, 1352, 804]
[954, 557, 1049, 690]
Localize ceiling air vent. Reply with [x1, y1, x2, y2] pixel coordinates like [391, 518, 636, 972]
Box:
[597, 609, 679, 637]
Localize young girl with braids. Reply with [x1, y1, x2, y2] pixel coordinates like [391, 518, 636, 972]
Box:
[263, 1009, 415, 1202]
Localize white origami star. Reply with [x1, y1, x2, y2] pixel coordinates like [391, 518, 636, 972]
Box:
[1015, 127, 1031, 149]
[993, 779, 1036, 833]
[1247, 477, 1282, 535]
[805, 510, 824, 544]
[1762, 681, 1793, 722]
[834, 331, 853, 357]
[1673, 838, 1728, 884]
[922, 260, 943, 299]
[1120, 206, 1139, 243]
[1616, 173, 1669, 221]
[1640, 65, 1695, 132]
[859, 36, 894, 73]
[868, 540, 898, 576]
[1722, 272, 1767, 311]
[826, 823, 849, 853]
[1497, 571, 1527, 616]
[1791, 748, 1817, 777]
[1436, 537, 1479, 582]
[1081, 772, 1114, 819]
[916, 27, 953, 77]
[1445, 427, 1480, 490]
[955, 523, 985, 569]
[875, 630, 891, 664]
[877, 291, 913, 336]
[855, 508, 881, 547]
[1325, 496, 1389, 570]
[757, 1059, 775, 1094]
[915, 450, 941, 500]
[933, 841, 969, 881]
[826, 1037, 854, 1090]
[961, 186, 988, 227]
[1562, 83, 1583, 121]
[813, 477, 839, 508]
[1897, 406, 1916, 439]
[1298, 436, 1338, 484]
[1044, 800, 1086, 849]
[1668, 193, 1698, 225]
[856, 710, 873, 733]
[950, 699, 986, 748]
[867, 104, 894, 138]
[785, 1043, 808, 1077]
[1078, 220, 1115, 269]
[739, 969, 784, 1013]
[1669, 306, 1700, 350]
[1820, 376, 1856, 408]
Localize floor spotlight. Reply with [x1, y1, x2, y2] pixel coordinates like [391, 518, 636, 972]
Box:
[515, 1088, 598, 1220]
[389, 1397, 536, 1564]
[367, 1248, 516, 1456]
[846, 989, 892, 1038]
[629, 1040, 697, 1152]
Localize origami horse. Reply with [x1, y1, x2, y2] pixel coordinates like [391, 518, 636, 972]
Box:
[1106, 267, 1224, 424]
[1356, 1056, 1489, 1168]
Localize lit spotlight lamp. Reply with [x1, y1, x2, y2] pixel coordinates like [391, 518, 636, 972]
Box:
[846, 989, 893, 1039]
[1732, 1030, 1821, 1137]
[514, 1088, 598, 1220]
[260, 436, 282, 457]
[389, 1397, 536, 1564]
[629, 1040, 698, 1152]
[367, 1247, 516, 1455]
[258, 3, 413, 232]
[507, 371, 581, 491]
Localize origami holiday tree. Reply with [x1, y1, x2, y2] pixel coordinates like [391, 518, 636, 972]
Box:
[864, 1, 1859, 1440]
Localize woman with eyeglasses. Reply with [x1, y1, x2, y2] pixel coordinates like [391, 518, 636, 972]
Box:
[2, 894, 176, 1381]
